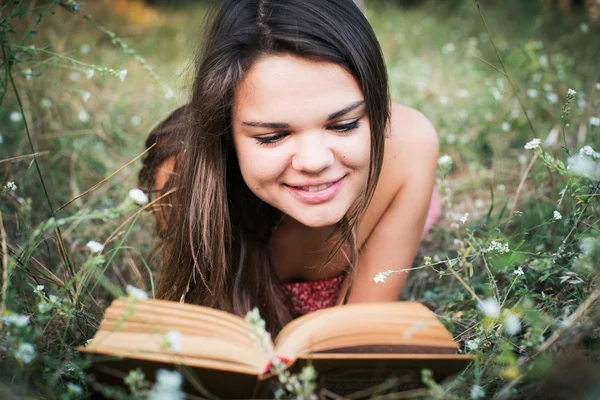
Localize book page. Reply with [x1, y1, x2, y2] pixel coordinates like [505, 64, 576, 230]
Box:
[274, 302, 459, 360]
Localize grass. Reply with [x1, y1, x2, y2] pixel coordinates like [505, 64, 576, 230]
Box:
[1, 0, 599, 398]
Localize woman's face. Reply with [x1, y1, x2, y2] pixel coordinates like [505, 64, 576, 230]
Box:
[232, 54, 371, 228]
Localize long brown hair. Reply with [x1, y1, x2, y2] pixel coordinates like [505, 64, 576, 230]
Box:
[155, 0, 391, 335]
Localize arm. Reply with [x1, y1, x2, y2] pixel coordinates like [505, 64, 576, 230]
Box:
[341, 108, 439, 303]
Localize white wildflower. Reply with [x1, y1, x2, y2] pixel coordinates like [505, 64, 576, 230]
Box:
[460, 213, 469, 224]
[48, 295, 62, 306]
[470, 384, 485, 399]
[85, 338, 93, 346]
[524, 138, 541, 150]
[10, 112, 22, 122]
[34, 285, 44, 293]
[78, 111, 90, 123]
[374, 270, 392, 284]
[438, 154, 453, 168]
[579, 146, 597, 157]
[590, 117, 600, 127]
[567, 154, 600, 180]
[527, 88, 538, 98]
[501, 122, 510, 132]
[5, 182, 17, 191]
[86, 240, 104, 253]
[458, 89, 469, 98]
[474, 199, 485, 209]
[478, 297, 501, 318]
[539, 55, 548, 68]
[532, 72, 542, 82]
[2, 313, 30, 327]
[487, 240, 510, 254]
[86, 69, 94, 80]
[489, 87, 502, 101]
[67, 383, 82, 394]
[543, 83, 553, 92]
[69, 72, 80, 81]
[553, 211, 562, 221]
[128, 188, 149, 205]
[14, 342, 35, 364]
[80, 44, 91, 55]
[514, 267, 524, 277]
[126, 285, 148, 301]
[465, 338, 481, 351]
[439, 95, 449, 105]
[597, 83, 600, 90]
[446, 133, 456, 144]
[148, 369, 184, 400]
[504, 312, 521, 336]
[119, 69, 128, 82]
[22, 68, 33, 80]
[82, 91, 91, 103]
[40, 98, 52, 108]
[496, 184, 506, 192]
[580, 23, 589, 33]
[165, 330, 182, 353]
[567, 88, 577, 96]
[37, 302, 51, 313]
[546, 92, 559, 104]
[130, 115, 142, 126]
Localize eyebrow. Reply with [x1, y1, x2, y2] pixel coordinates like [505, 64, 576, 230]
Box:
[241, 100, 365, 129]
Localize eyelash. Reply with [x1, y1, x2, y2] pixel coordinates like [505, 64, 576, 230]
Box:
[255, 119, 362, 146]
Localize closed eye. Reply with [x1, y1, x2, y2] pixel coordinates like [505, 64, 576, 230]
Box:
[329, 119, 361, 133]
[255, 132, 288, 146]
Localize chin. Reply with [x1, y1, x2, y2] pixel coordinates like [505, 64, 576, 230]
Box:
[288, 210, 346, 229]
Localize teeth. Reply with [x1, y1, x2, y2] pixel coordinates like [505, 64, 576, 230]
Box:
[298, 183, 333, 192]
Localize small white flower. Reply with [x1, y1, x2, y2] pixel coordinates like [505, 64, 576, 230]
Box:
[130, 115, 142, 126]
[596, 83, 600, 90]
[532, 72, 542, 82]
[48, 294, 62, 305]
[524, 138, 541, 150]
[568, 154, 600, 180]
[40, 98, 52, 108]
[439, 95, 449, 105]
[86, 69, 95, 79]
[501, 122, 510, 132]
[590, 117, 600, 127]
[78, 111, 90, 123]
[567, 88, 577, 96]
[478, 297, 501, 318]
[34, 285, 44, 293]
[22, 68, 33, 80]
[539, 55, 548, 68]
[465, 338, 481, 351]
[373, 272, 387, 284]
[470, 384, 485, 399]
[70, 72, 80, 81]
[86, 240, 104, 253]
[5, 182, 17, 191]
[514, 267, 524, 277]
[2, 313, 30, 327]
[553, 211, 562, 221]
[37, 302, 51, 313]
[474, 199, 485, 209]
[458, 89, 469, 98]
[446, 133, 456, 144]
[580, 23, 589, 33]
[527, 88, 538, 98]
[14, 342, 35, 364]
[489, 87, 502, 101]
[580, 146, 597, 157]
[10, 112, 22, 122]
[487, 240, 510, 254]
[546, 92, 559, 104]
[543, 83, 553, 92]
[119, 69, 128, 82]
[165, 330, 182, 353]
[496, 184, 506, 192]
[148, 369, 184, 400]
[80, 44, 91, 55]
[82, 91, 91, 103]
[504, 312, 521, 336]
[126, 285, 148, 301]
[460, 213, 469, 224]
[67, 383, 82, 394]
[437, 154, 453, 168]
[128, 188, 149, 205]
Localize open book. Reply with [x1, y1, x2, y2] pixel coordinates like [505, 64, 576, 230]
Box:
[79, 298, 472, 398]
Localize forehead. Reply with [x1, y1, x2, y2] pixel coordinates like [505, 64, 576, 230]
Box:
[233, 54, 364, 124]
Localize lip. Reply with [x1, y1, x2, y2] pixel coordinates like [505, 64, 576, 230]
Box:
[284, 177, 345, 204]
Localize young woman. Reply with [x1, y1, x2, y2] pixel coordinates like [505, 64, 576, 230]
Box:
[139, 0, 440, 335]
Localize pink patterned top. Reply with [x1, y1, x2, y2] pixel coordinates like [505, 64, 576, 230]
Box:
[279, 187, 442, 317]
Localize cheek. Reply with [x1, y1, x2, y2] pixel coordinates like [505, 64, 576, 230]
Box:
[339, 129, 371, 168]
[235, 143, 287, 191]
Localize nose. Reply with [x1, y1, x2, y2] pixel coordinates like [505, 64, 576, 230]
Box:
[291, 132, 335, 173]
